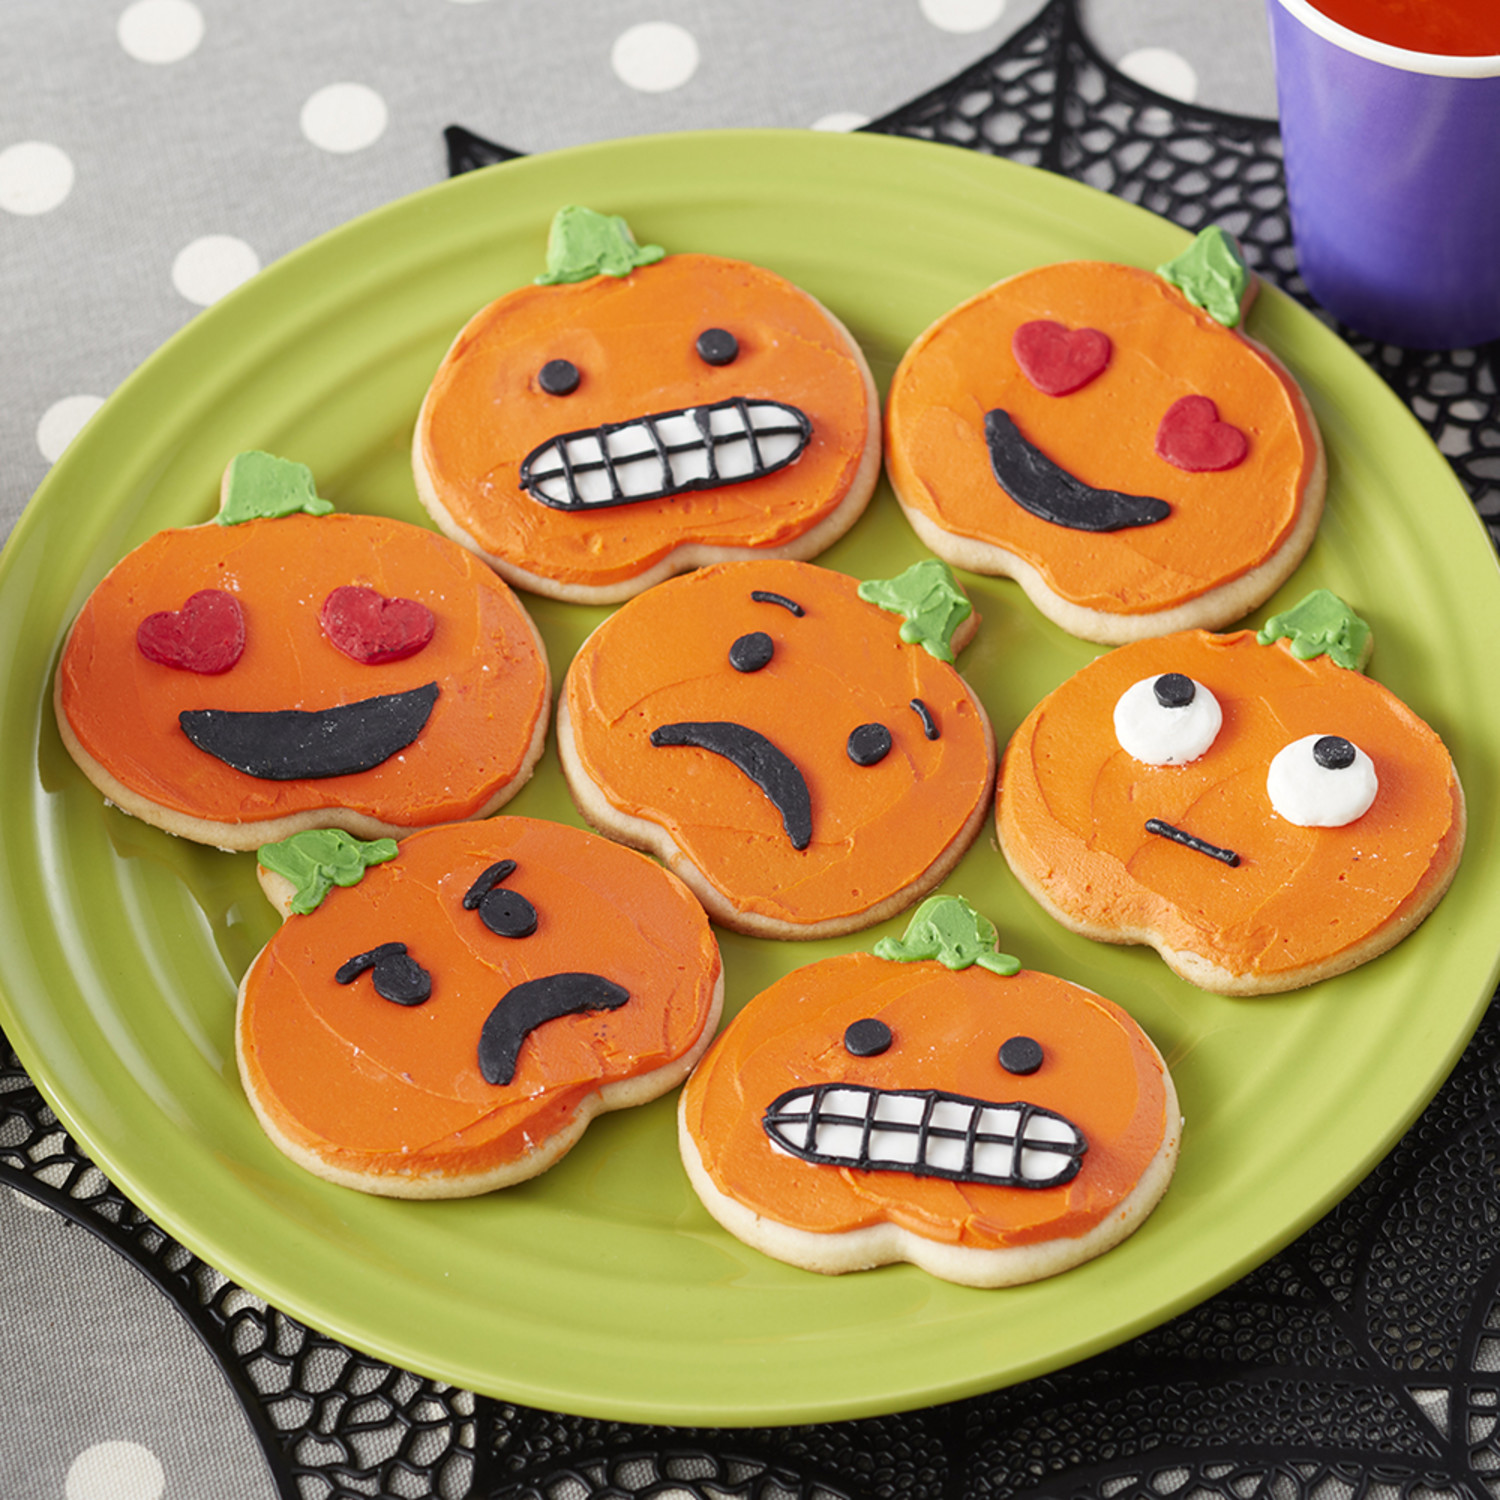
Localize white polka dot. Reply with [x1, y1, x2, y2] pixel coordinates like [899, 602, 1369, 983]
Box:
[66, 1441, 165, 1500]
[171, 235, 259, 306]
[0, 141, 75, 216]
[117, 0, 204, 64]
[37, 395, 105, 463]
[299, 82, 389, 154]
[611, 22, 700, 93]
[811, 111, 870, 132]
[1118, 47, 1199, 103]
[918, 0, 1006, 33]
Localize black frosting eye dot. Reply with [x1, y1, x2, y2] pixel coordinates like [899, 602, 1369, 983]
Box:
[335, 943, 432, 1007]
[1314, 735, 1357, 770]
[729, 631, 775, 672]
[998, 1035, 1044, 1075]
[537, 358, 580, 396]
[695, 327, 739, 366]
[847, 723, 892, 767]
[844, 1018, 893, 1057]
[1153, 673, 1196, 709]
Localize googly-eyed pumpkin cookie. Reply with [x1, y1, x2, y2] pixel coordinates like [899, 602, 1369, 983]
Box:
[412, 206, 881, 603]
[558, 557, 995, 939]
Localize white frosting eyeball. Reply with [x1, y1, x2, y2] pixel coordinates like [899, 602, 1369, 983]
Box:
[1266, 734, 1378, 827]
[1113, 674, 1223, 765]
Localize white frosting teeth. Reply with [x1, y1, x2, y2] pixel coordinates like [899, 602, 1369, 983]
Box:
[521, 397, 811, 510]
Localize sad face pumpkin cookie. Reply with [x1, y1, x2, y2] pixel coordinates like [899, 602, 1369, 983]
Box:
[997, 592, 1465, 994]
[413, 206, 881, 604]
[54, 451, 550, 850]
[558, 557, 996, 939]
[679, 896, 1180, 1286]
[239, 817, 723, 1197]
[885, 227, 1326, 643]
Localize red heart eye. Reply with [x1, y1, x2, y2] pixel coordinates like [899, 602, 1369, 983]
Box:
[136, 589, 246, 674]
[320, 585, 435, 664]
[1155, 395, 1249, 472]
[1012, 320, 1112, 396]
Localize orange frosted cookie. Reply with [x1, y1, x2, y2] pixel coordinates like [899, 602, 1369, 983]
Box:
[680, 896, 1180, 1285]
[54, 451, 550, 850]
[413, 206, 880, 604]
[559, 557, 996, 939]
[239, 817, 723, 1198]
[997, 592, 1465, 994]
[885, 228, 1326, 643]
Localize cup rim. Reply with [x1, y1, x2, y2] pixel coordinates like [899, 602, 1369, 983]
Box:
[1273, 0, 1500, 77]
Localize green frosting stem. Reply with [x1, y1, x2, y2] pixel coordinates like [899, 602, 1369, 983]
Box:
[1257, 588, 1372, 672]
[1157, 226, 1251, 328]
[857, 558, 972, 663]
[534, 205, 665, 285]
[218, 451, 334, 526]
[873, 895, 1021, 975]
[258, 829, 400, 915]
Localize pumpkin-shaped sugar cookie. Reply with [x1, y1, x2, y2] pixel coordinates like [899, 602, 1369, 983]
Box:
[885, 228, 1326, 643]
[997, 592, 1465, 994]
[54, 451, 550, 849]
[680, 896, 1180, 1285]
[559, 557, 995, 938]
[413, 206, 881, 603]
[239, 818, 723, 1197]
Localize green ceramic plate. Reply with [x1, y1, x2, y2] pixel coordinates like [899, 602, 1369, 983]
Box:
[3, 130, 1498, 1426]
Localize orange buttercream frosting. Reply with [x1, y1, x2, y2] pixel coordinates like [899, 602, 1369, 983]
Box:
[682, 952, 1170, 1248]
[885, 261, 1319, 614]
[563, 559, 994, 928]
[998, 630, 1463, 981]
[416, 254, 874, 588]
[239, 817, 721, 1184]
[57, 513, 549, 832]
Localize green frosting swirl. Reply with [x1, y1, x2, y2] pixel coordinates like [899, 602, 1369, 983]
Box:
[535, 205, 665, 286]
[258, 829, 400, 915]
[218, 451, 333, 526]
[873, 895, 1020, 975]
[857, 558, 972, 663]
[1257, 589, 1372, 672]
[1157, 226, 1251, 328]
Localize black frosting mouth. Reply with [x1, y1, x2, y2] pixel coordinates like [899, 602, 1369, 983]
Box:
[520, 397, 812, 511]
[649, 720, 812, 850]
[762, 1083, 1087, 1189]
[179, 682, 439, 780]
[984, 408, 1170, 532]
[478, 971, 630, 1086]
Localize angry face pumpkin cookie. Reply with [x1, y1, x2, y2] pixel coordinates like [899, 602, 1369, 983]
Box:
[239, 817, 723, 1197]
[412, 206, 881, 603]
[558, 557, 996, 939]
[54, 451, 550, 849]
[997, 591, 1465, 994]
[679, 896, 1180, 1286]
[885, 227, 1326, 643]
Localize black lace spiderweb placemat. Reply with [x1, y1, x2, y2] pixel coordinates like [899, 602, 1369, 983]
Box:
[7, 1, 1499, 1495]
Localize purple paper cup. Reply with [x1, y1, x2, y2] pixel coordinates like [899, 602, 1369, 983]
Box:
[1268, 0, 1500, 349]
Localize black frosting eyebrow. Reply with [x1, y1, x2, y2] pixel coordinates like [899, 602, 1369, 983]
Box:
[750, 590, 805, 616]
[909, 698, 940, 740]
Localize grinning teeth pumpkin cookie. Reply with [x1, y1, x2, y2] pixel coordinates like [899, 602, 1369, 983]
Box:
[679, 895, 1180, 1286]
[238, 817, 723, 1198]
[997, 590, 1466, 995]
[412, 205, 882, 604]
[54, 450, 551, 850]
[558, 557, 996, 939]
[884, 227, 1327, 644]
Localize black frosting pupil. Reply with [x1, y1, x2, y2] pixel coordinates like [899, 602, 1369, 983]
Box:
[335, 942, 432, 1007]
[998, 1035, 1044, 1076]
[729, 631, 775, 673]
[695, 327, 739, 366]
[844, 1018, 893, 1057]
[538, 358, 581, 396]
[847, 723, 892, 767]
[1313, 735, 1357, 770]
[479, 888, 539, 939]
[1153, 673, 1196, 709]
